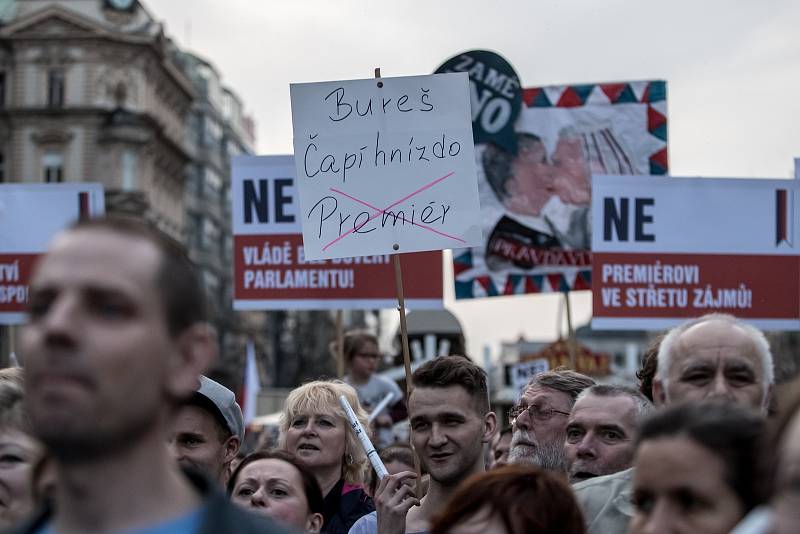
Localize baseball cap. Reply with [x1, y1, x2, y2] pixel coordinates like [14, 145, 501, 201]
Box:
[192, 376, 245, 441]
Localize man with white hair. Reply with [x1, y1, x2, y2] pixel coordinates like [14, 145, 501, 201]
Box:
[574, 313, 774, 534]
[652, 313, 773, 412]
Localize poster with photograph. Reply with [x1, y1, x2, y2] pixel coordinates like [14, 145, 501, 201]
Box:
[453, 80, 668, 298]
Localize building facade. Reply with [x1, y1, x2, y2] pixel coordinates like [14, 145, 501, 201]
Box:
[0, 0, 257, 378]
[173, 49, 255, 368]
[0, 0, 195, 238]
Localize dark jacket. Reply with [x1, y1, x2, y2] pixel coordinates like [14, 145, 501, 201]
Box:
[321, 479, 374, 534]
[5, 469, 298, 534]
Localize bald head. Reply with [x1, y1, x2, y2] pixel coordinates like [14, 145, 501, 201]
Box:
[653, 314, 772, 413]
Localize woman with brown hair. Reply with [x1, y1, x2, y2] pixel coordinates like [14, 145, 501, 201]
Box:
[228, 450, 324, 533]
[630, 402, 764, 534]
[429, 464, 585, 534]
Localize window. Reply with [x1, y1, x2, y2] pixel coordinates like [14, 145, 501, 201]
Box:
[42, 152, 63, 183]
[121, 149, 138, 190]
[202, 167, 222, 200]
[47, 69, 65, 108]
[187, 213, 202, 250]
[201, 217, 220, 250]
[203, 117, 221, 147]
[203, 270, 220, 299]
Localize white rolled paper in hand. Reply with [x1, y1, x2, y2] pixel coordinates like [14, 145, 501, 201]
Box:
[339, 394, 388, 480]
[367, 392, 395, 424]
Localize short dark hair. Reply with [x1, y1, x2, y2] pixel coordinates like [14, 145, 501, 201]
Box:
[528, 367, 596, 406]
[411, 355, 489, 414]
[430, 464, 586, 534]
[69, 216, 206, 336]
[482, 133, 544, 201]
[636, 402, 765, 512]
[339, 330, 379, 363]
[227, 450, 323, 515]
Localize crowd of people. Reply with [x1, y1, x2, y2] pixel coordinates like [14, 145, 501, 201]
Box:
[0, 215, 798, 534]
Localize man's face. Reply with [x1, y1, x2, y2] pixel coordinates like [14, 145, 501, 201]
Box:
[168, 404, 236, 484]
[409, 386, 494, 487]
[21, 229, 176, 460]
[565, 393, 638, 483]
[490, 431, 512, 469]
[508, 384, 571, 471]
[551, 136, 591, 206]
[654, 320, 769, 412]
[505, 136, 556, 217]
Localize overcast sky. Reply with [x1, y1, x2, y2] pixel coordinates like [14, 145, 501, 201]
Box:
[150, 0, 800, 360]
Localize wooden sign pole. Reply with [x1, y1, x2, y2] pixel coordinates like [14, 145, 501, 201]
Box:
[392, 254, 414, 395]
[376, 66, 422, 498]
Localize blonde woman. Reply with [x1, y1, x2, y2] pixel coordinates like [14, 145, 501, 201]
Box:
[280, 380, 374, 534]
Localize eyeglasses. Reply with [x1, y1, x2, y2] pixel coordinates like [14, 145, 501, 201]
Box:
[509, 404, 570, 423]
[354, 352, 380, 360]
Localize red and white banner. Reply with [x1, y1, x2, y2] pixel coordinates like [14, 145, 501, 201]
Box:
[0, 183, 105, 324]
[591, 175, 800, 330]
[232, 155, 443, 310]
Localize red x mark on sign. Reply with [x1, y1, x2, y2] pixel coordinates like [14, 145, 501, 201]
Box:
[322, 171, 466, 252]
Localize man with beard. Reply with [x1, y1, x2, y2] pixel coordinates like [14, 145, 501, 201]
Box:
[565, 385, 653, 483]
[363, 356, 496, 534]
[508, 368, 595, 472]
[574, 313, 774, 534]
[169, 376, 243, 486]
[15, 217, 289, 534]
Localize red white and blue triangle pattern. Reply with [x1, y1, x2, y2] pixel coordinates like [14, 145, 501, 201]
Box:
[522, 81, 668, 175]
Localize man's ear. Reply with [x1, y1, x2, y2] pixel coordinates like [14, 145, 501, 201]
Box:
[166, 322, 218, 399]
[482, 411, 498, 444]
[223, 434, 241, 465]
[652, 378, 667, 408]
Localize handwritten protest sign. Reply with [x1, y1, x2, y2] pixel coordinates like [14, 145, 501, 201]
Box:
[290, 73, 481, 260]
[0, 183, 104, 324]
[592, 175, 800, 330]
[232, 155, 443, 310]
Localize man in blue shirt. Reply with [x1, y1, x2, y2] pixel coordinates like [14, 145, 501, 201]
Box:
[16, 216, 290, 534]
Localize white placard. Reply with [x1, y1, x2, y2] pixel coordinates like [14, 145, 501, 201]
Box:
[591, 175, 799, 255]
[591, 175, 800, 331]
[290, 73, 481, 260]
